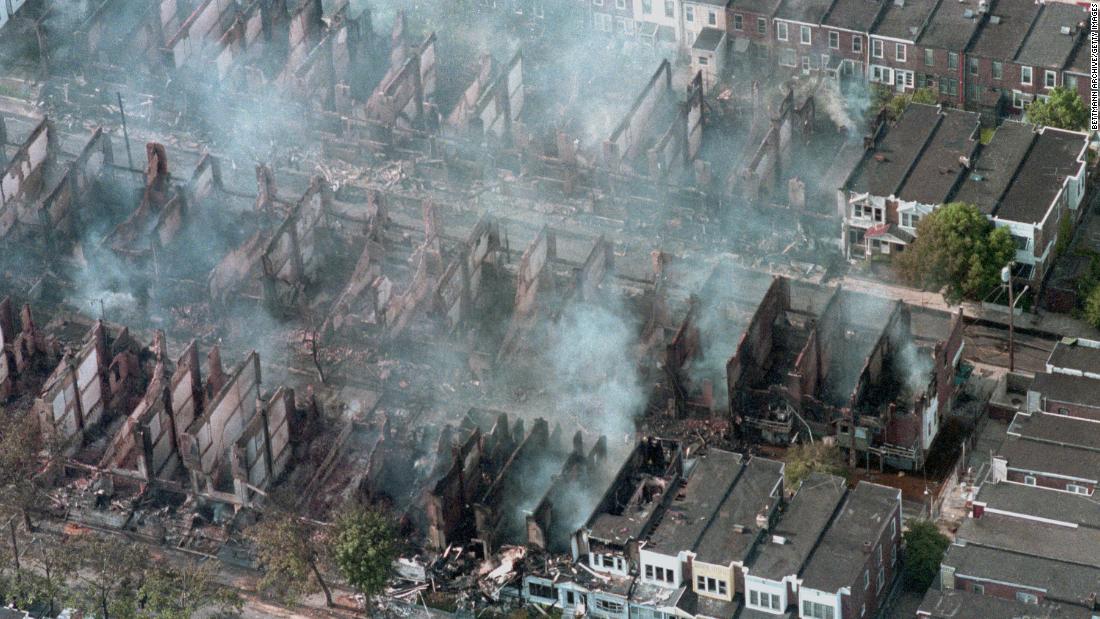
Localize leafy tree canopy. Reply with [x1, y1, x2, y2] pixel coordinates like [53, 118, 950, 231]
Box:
[894, 202, 1016, 303]
[783, 443, 845, 490]
[903, 520, 950, 592]
[331, 506, 400, 599]
[1026, 87, 1088, 131]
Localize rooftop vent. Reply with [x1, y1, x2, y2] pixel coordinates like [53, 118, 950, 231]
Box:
[772, 535, 788, 545]
[963, 9, 974, 18]
[894, 0, 905, 6]
[874, 153, 888, 162]
[959, 155, 971, 168]
[733, 524, 747, 534]
[970, 173, 984, 181]
[1061, 26, 1072, 35]
[990, 15, 1001, 24]
[756, 512, 769, 529]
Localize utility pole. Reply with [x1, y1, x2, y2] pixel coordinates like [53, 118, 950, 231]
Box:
[1002, 264, 1015, 373]
[117, 92, 134, 170]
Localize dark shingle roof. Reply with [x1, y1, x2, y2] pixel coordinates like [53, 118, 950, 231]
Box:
[646, 450, 743, 552]
[693, 457, 784, 565]
[956, 512, 1100, 569]
[748, 473, 846, 581]
[1031, 372, 1100, 410]
[846, 103, 942, 197]
[919, 587, 1094, 619]
[976, 481, 1100, 530]
[822, 0, 886, 32]
[871, 0, 937, 41]
[968, 0, 1039, 60]
[897, 108, 980, 206]
[1015, 3, 1087, 69]
[942, 542, 1100, 607]
[995, 128, 1086, 225]
[774, 0, 836, 24]
[1048, 339, 1100, 375]
[916, 0, 984, 51]
[952, 121, 1035, 215]
[800, 482, 899, 593]
[693, 27, 727, 51]
[730, 0, 782, 15]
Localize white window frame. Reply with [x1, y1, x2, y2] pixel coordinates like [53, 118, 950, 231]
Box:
[733, 13, 743, 30]
[992, 60, 1003, 80]
[852, 35, 862, 53]
[685, 4, 693, 22]
[895, 43, 906, 62]
[779, 48, 797, 67]
[615, 0, 626, 8]
[708, 9, 716, 25]
[872, 38, 883, 59]
[829, 30, 839, 49]
[1016, 591, 1039, 605]
[864, 569, 870, 590]
[972, 583, 985, 595]
[1068, 483, 1092, 495]
[757, 16, 766, 34]
[1024, 474, 1037, 486]
[800, 25, 811, 45]
[1021, 66, 1033, 86]
[1045, 70, 1057, 89]
[664, 0, 674, 17]
[777, 21, 788, 41]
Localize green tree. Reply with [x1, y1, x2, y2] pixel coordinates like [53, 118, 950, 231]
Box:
[894, 202, 1016, 303]
[330, 506, 399, 599]
[902, 520, 950, 591]
[137, 560, 242, 619]
[247, 511, 334, 607]
[1026, 87, 1088, 130]
[68, 535, 149, 619]
[1084, 285, 1100, 329]
[783, 443, 845, 490]
[876, 86, 938, 120]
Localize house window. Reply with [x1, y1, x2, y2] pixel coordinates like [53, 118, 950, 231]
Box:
[802, 55, 811, 72]
[1045, 70, 1057, 88]
[533, 0, 544, 17]
[595, 598, 624, 613]
[664, 0, 674, 17]
[1068, 484, 1091, 495]
[829, 31, 839, 49]
[1057, 407, 1070, 415]
[1021, 66, 1032, 86]
[777, 21, 788, 41]
[877, 565, 885, 594]
[872, 38, 883, 58]
[779, 48, 797, 67]
[530, 582, 555, 600]
[733, 13, 742, 30]
[757, 16, 767, 34]
[685, 5, 693, 22]
[1016, 592, 1039, 605]
[749, 590, 781, 611]
[972, 583, 985, 595]
[615, 0, 626, 9]
[895, 43, 906, 62]
[642, 0, 652, 12]
[1013, 90, 1032, 109]
[645, 565, 653, 579]
[696, 576, 728, 596]
[1067, 74, 1079, 91]
[708, 10, 716, 25]
[617, 17, 634, 34]
[924, 48, 934, 66]
[698, 56, 708, 65]
[969, 57, 979, 76]
[948, 52, 958, 70]
[1024, 475, 1037, 486]
[992, 60, 1003, 80]
[939, 77, 958, 97]
[864, 569, 870, 590]
[898, 69, 914, 88]
[901, 213, 921, 228]
[852, 35, 862, 53]
[801, 25, 811, 45]
[871, 65, 894, 84]
[804, 601, 836, 619]
[595, 12, 613, 31]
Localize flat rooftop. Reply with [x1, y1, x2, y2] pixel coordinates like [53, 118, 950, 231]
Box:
[1049, 339, 1100, 375]
[918, 588, 1094, 619]
[956, 513, 1100, 569]
[916, 0, 984, 52]
[800, 482, 899, 594]
[748, 472, 846, 581]
[645, 449, 743, 553]
[774, 0, 835, 24]
[693, 27, 726, 52]
[976, 481, 1100, 530]
[846, 104, 941, 198]
[823, 0, 887, 32]
[1015, 3, 1086, 69]
[995, 128, 1086, 225]
[871, 0, 937, 41]
[896, 108, 979, 207]
[693, 457, 784, 566]
[942, 540, 1100, 605]
[1031, 372, 1100, 410]
[952, 121, 1035, 216]
[967, 0, 1039, 59]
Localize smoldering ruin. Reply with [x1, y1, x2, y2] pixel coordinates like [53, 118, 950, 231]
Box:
[0, 0, 970, 616]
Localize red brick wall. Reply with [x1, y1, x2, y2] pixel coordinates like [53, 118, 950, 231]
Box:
[955, 574, 1045, 603]
[1004, 469, 1094, 493]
